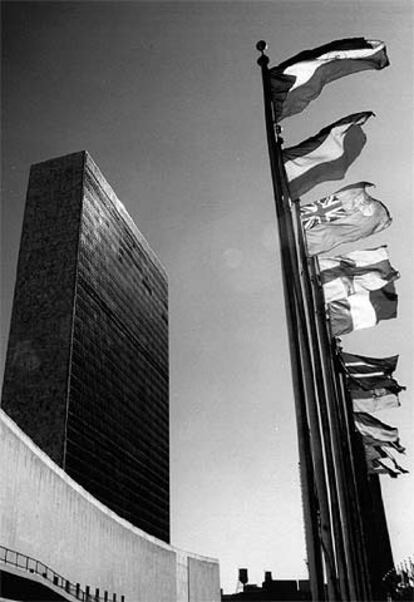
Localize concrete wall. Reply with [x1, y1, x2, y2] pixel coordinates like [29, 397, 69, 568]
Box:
[188, 558, 222, 601]
[0, 411, 220, 602]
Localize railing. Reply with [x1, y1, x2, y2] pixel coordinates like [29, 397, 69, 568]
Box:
[0, 545, 125, 602]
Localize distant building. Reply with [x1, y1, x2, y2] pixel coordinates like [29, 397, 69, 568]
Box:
[222, 570, 312, 601]
[1, 151, 170, 542]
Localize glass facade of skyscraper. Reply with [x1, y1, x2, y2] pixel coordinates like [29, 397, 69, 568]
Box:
[2, 151, 170, 542]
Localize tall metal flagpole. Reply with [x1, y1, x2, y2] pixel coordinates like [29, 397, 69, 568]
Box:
[273, 132, 341, 602]
[256, 40, 373, 600]
[339, 364, 387, 598]
[334, 347, 373, 597]
[310, 257, 373, 601]
[291, 203, 350, 602]
[256, 41, 329, 602]
[290, 196, 367, 600]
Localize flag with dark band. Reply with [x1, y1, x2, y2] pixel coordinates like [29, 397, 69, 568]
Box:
[270, 38, 389, 121]
[301, 182, 392, 256]
[342, 351, 403, 390]
[283, 112, 373, 199]
[341, 351, 404, 412]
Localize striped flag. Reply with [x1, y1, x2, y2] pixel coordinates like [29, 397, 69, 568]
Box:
[301, 182, 392, 256]
[319, 246, 399, 304]
[328, 281, 398, 336]
[270, 38, 389, 121]
[341, 350, 404, 412]
[283, 112, 373, 199]
[354, 411, 401, 447]
[342, 351, 403, 391]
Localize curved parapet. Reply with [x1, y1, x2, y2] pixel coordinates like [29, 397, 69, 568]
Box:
[0, 411, 220, 602]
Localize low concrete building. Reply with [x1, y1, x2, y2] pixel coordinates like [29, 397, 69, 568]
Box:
[0, 411, 220, 602]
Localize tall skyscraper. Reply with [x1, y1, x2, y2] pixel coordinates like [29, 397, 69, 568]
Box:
[1, 151, 170, 542]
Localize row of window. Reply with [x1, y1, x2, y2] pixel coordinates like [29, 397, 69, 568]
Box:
[73, 281, 168, 377]
[66, 421, 169, 505]
[81, 189, 167, 295]
[76, 263, 168, 346]
[82, 179, 166, 283]
[67, 386, 170, 458]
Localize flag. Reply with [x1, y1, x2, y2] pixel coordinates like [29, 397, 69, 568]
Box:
[364, 444, 408, 476]
[351, 389, 401, 413]
[301, 182, 392, 256]
[380, 447, 409, 474]
[270, 38, 389, 121]
[342, 351, 400, 384]
[328, 281, 398, 336]
[370, 459, 399, 478]
[319, 246, 399, 304]
[341, 351, 405, 411]
[283, 112, 373, 198]
[364, 444, 384, 471]
[354, 411, 401, 447]
[388, 440, 406, 454]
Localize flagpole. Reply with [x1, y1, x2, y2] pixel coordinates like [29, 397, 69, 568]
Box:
[291, 202, 350, 601]
[263, 54, 369, 598]
[256, 41, 325, 602]
[272, 134, 342, 602]
[256, 41, 345, 602]
[334, 345, 373, 597]
[310, 258, 372, 601]
[290, 200, 366, 601]
[265, 58, 349, 601]
[275, 114, 372, 599]
[336, 354, 393, 599]
[311, 259, 362, 599]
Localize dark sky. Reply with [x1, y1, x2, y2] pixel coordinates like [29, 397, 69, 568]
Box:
[2, 0, 413, 592]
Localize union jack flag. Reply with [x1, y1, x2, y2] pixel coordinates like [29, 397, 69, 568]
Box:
[300, 194, 347, 230]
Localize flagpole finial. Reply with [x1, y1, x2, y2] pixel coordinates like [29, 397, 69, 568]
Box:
[256, 40, 269, 67]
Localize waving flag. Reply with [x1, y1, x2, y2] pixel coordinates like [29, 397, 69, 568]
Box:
[341, 350, 404, 412]
[378, 447, 409, 473]
[365, 444, 382, 467]
[365, 445, 398, 477]
[270, 38, 389, 121]
[328, 281, 398, 336]
[370, 461, 399, 478]
[351, 388, 401, 413]
[301, 182, 392, 256]
[354, 412, 401, 447]
[319, 246, 399, 303]
[342, 352, 399, 382]
[364, 445, 408, 477]
[283, 112, 373, 199]
[342, 351, 404, 392]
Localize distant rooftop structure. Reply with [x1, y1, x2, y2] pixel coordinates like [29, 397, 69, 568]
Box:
[222, 569, 312, 601]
